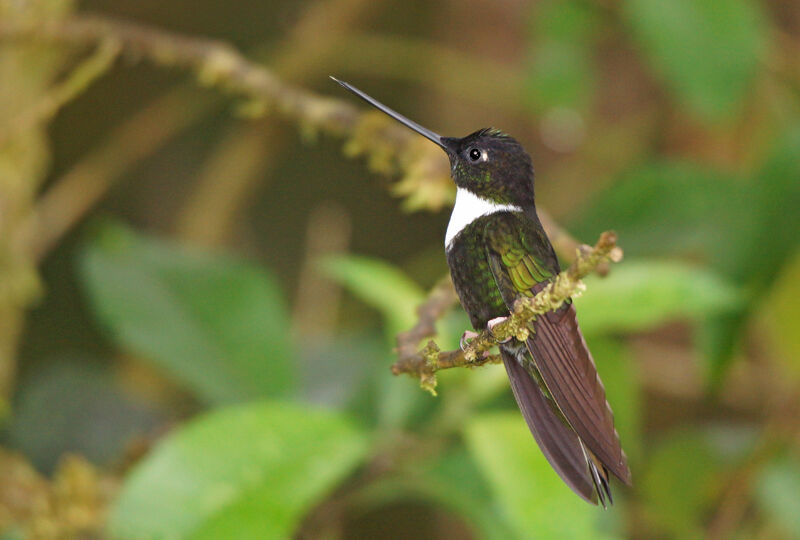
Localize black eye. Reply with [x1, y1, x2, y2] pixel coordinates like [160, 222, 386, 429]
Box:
[468, 148, 482, 162]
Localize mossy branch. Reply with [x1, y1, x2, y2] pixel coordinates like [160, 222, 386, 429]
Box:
[392, 231, 623, 395]
[0, 38, 120, 146]
[0, 14, 455, 211]
[1, 13, 590, 262]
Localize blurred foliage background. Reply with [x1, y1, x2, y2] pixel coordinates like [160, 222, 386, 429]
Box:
[0, 0, 799, 538]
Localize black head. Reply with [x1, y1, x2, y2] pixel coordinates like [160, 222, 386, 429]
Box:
[441, 129, 534, 206]
[332, 77, 535, 207]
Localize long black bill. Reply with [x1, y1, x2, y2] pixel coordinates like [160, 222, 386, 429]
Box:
[330, 76, 447, 150]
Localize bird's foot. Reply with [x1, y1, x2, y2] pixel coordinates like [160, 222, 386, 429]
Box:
[460, 330, 479, 351]
[487, 316, 511, 343]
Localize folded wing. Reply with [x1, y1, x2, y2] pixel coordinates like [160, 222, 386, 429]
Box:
[484, 213, 631, 486]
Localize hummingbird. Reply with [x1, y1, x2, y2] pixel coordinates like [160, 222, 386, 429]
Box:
[332, 77, 631, 506]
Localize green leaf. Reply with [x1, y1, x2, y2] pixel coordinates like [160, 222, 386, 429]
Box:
[110, 402, 368, 540]
[755, 455, 800, 539]
[319, 256, 430, 430]
[525, 0, 597, 110]
[759, 253, 800, 378]
[625, 0, 765, 120]
[79, 222, 294, 404]
[319, 255, 425, 336]
[570, 148, 800, 387]
[465, 413, 618, 540]
[353, 449, 522, 540]
[569, 161, 746, 259]
[700, 129, 800, 386]
[531, 0, 597, 43]
[721, 128, 800, 285]
[423, 449, 522, 540]
[526, 41, 593, 111]
[697, 311, 748, 390]
[584, 338, 642, 465]
[574, 259, 742, 335]
[8, 361, 157, 472]
[640, 429, 723, 538]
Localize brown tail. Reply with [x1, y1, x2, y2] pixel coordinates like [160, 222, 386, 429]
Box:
[526, 304, 632, 485]
[502, 347, 610, 505]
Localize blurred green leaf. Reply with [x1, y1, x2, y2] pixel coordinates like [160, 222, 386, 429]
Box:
[700, 129, 800, 386]
[353, 449, 522, 540]
[110, 402, 367, 540]
[296, 334, 378, 408]
[720, 128, 800, 285]
[584, 338, 642, 465]
[525, 0, 596, 110]
[79, 222, 294, 404]
[759, 253, 800, 377]
[569, 152, 800, 387]
[697, 311, 748, 390]
[340, 340, 416, 430]
[526, 41, 593, 111]
[755, 455, 800, 539]
[423, 449, 522, 540]
[319, 254, 425, 336]
[569, 161, 745, 258]
[319, 255, 432, 430]
[373, 363, 430, 430]
[625, 0, 765, 120]
[465, 413, 617, 540]
[575, 259, 742, 335]
[9, 361, 158, 472]
[532, 0, 597, 42]
[641, 429, 723, 538]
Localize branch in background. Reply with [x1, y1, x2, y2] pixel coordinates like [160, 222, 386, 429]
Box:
[0, 15, 441, 179]
[1, 14, 588, 261]
[392, 231, 622, 394]
[18, 88, 212, 261]
[393, 275, 461, 391]
[538, 207, 611, 276]
[0, 39, 120, 147]
[173, 122, 275, 245]
[291, 203, 352, 338]
[174, 0, 376, 247]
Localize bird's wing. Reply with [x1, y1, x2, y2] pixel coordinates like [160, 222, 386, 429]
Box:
[484, 213, 631, 485]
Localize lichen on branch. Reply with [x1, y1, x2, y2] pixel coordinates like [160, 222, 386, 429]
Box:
[0, 14, 454, 212]
[392, 231, 623, 395]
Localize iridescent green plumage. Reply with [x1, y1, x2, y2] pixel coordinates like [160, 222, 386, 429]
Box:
[446, 211, 555, 328]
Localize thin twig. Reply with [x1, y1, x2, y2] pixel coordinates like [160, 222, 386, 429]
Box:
[392, 231, 622, 394]
[393, 275, 461, 391]
[175, 0, 376, 248]
[0, 39, 120, 147]
[0, 15, 366, 138]
[1, 14, 590, 259]
[538, 207, 611, 276]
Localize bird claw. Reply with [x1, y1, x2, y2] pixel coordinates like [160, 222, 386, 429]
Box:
[460, 330, 479, 351]
[460, 316, 510, 352]
[488, 316, 511, 343]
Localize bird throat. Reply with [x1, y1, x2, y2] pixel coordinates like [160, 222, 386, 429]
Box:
[445, 188, 522, 248]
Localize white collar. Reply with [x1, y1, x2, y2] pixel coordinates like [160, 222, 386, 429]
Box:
[445, 188, 522, 248]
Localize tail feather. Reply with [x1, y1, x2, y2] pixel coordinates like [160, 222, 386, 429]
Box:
[526, 305, 632, 485]
[582, 442, 613, 509]
[502, 348, 611, 505]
